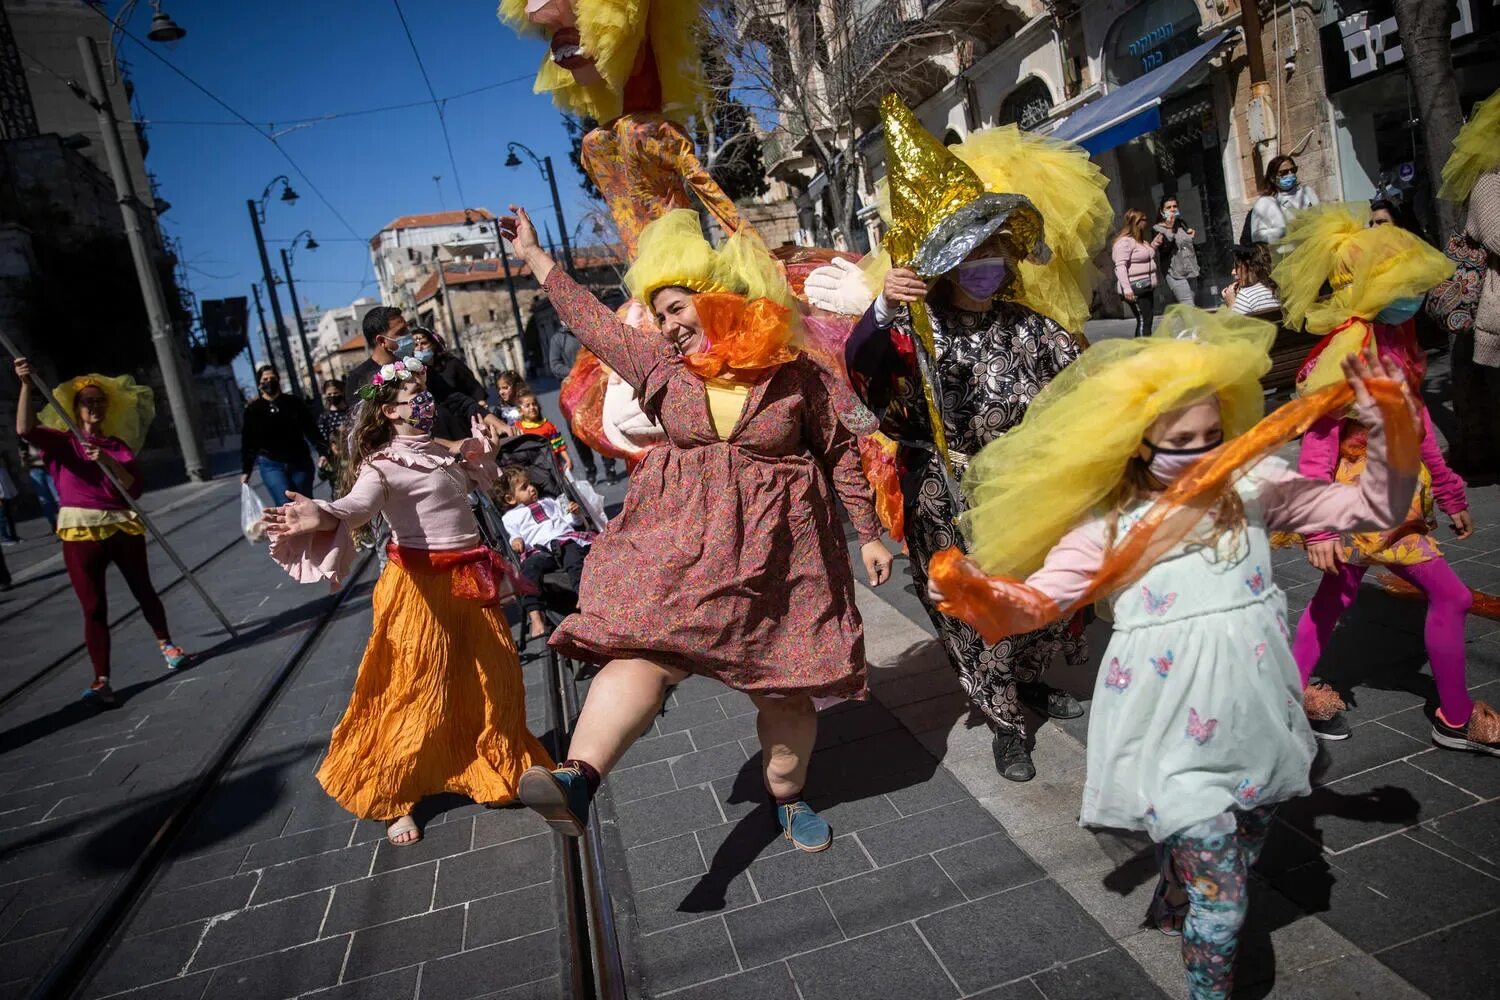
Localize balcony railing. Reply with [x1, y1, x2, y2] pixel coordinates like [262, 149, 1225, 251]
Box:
[829, 0, 929, 104]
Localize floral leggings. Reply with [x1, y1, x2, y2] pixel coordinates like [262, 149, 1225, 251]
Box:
[1164, 807, 1275, 1000]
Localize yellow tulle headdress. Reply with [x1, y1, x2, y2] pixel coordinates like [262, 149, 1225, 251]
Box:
[622, 209, 799, 378]
[1272, 202, 1453, 394]
[959, 307, 1275, 579]
[41, 373, 156, 452]
[1440, 88, 1500, 203]
[949, 126, 1113, 335]
[497, 0, 704, 125]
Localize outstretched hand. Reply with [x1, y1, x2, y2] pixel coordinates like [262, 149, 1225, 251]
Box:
[1341, 344, 1417, 423]
[263, 491, 329, 538]
[497, 205, 542, 257]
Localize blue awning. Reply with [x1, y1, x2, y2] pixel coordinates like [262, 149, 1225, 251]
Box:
[1051, 30, 1234, 155]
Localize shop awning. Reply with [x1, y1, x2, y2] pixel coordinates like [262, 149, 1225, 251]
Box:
[1051, 30, 1234, 155]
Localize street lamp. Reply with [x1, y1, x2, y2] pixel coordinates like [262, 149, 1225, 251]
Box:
[247, 175, 299, 399]
[279, 230, 320, 400]
[145, 1, 187, 44]
[504, 142, 576, 276]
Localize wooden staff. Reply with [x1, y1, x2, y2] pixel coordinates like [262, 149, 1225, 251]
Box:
[1, 328, 239, 638]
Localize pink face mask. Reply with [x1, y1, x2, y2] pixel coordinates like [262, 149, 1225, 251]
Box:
[1145, 440, 1218, 482]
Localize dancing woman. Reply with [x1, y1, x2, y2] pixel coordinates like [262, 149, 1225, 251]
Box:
[499, 206, 894, 853]
[264, 357, 552, 845]
[13, 358, 187, 705]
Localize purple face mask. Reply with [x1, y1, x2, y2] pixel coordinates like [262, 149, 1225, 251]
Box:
[405, 390, 436, 434]
[955, 257, 1010, 300]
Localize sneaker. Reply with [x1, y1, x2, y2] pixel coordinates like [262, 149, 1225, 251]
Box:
[518, 765, 592, 837]
[992, 730, 1036, 782]
[776, 801, 832, 853]
[1019, 682, 1084, 720]
[82, 678, 115, 707]
[159, 642, 189, 671]
[1302, 682, 1349, 741]
[1432, 700, 1500, 756]
[1309, 713, 1352, 741]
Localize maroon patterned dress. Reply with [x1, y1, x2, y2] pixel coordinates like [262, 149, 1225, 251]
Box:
[543, 270, 882, 698]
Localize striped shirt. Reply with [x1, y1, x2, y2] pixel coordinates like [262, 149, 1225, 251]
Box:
[1231, 283, 1281, 316]
[518, 417, 567, 455]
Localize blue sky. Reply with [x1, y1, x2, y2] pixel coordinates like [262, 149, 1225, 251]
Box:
[111, 0, 591, 362]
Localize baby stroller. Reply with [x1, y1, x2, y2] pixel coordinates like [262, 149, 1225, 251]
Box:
[471, 434, 605, 651]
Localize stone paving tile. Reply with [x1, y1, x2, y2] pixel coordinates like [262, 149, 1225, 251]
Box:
[931, 832, 1044, 901]
[321, 860, 438, 935]
[659, 961, 801, 1000]
[129, 872, 260, 935]
[723, 887, 844, 968]
[625, 832, 708, 892]
[342, 905, 466, 981]
[201, 936, 350, 1000]
[609, 759, 676, 804]
[464, 881, 555, 949]
[1278, 758, 1481, 853]
[747, 833, 871, 900]
[635, 917, 740, 996]
[631, 867, 758, 934]
[416, 928, 558, 1000]
[786, 924, 958, 1000]
[302, 965, 419, 1000]
[187, 888, 333, 970]
[1377, 908, 1500, 999]
[1027, 948, 1166, 1000]
[431, 833, 553, 908]
[250, 840, 377, 905]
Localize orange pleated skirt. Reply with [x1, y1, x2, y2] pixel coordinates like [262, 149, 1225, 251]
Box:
[316, 558, 553, 820]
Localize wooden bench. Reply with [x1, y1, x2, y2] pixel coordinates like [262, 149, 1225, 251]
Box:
[1254, 309, 1308, 396]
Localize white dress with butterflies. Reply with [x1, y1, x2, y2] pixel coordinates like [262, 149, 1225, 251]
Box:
[1023, 439, 1414, 843]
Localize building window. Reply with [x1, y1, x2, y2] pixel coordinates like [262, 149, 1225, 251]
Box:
[489, 308, 496, 321]
[998, 77, 1055, 132]
[463, 314, 472, 328]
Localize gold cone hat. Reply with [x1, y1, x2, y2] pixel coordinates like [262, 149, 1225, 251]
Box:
[880, 94, 985, 268]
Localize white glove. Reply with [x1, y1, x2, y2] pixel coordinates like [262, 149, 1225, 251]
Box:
[803, 257, 878, 316]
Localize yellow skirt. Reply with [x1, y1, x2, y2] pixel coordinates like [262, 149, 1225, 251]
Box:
[316, 559, 554, 820]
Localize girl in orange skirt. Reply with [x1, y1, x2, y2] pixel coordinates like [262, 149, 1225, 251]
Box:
[264, 357, 552, 845]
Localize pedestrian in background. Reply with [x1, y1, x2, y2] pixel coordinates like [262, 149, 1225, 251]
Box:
[1248, 154, 1318, 245]
[1222, 244, 1282, 316]
[494, 370, 527, 427]
[12, 357, 188, 705]
[547, 324, 618, 484]
[412, 328, 486, 404]
[22, 439, 59, 529]
[316, 379, 351, 497]
[1113, 208, 1162, 338]
[0, 455, 20, 544]
[1154, 195, 1200, 307]
[515, 390, 573, 474]
[240, 365, 330, 507]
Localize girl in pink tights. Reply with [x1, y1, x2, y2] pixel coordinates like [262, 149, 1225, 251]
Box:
[1290, 321, 1497, 755]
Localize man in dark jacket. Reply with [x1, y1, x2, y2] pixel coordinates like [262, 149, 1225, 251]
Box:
[241, 365, 331, 506]
[347, 307, 507, 443]
[546, 324, 617, 484]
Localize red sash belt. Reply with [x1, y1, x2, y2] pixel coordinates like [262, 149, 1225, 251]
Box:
[387, 544, 538, 606]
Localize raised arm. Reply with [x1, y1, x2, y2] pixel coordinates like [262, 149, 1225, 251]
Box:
[12, 358, 38, 437]
[266, 459, 388, 585]
[501, 206, 673, 394]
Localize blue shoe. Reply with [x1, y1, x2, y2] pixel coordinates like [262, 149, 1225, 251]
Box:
[81, 679, 116, 707]
[776, 801, 832, 853]
[518, 765, 591, 837]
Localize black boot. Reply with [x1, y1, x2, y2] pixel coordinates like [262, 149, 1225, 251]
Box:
[992, 729, 1035, 782]
[1019, 681, 1083, 720]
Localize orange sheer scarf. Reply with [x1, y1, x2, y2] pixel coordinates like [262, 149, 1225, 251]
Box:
[681, 292, 799, 380]
[930, 378, 1420, 644]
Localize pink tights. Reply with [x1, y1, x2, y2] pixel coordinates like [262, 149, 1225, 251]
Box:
[1291, 558, 1474, 727]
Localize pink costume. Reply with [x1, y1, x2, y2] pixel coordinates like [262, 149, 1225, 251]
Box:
[269, 435, 494, 584]
[1289, 326, 1475, 726]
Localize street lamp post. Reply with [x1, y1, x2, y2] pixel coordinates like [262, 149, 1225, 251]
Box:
[73, 36, 208, 480]
[249, 282, 276, 373]
[505, 142, 576, 276]
[279, 229, 319, 399]
[246, 176, 299, 388]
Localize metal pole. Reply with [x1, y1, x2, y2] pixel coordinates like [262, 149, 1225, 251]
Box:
[278, 248, 318, 400]
[246, 200, 294, 383]
[542, 156, 577, 276]
[0, 325, 238, 638]
[434, 262, 462, 350]
[249, 283, 276, 373]
[495, 226, 527, 375]
[77, 36, 207, 482]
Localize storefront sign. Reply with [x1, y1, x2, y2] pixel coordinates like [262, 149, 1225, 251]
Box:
[1106, 0, 1203, 87]
[1320, 0, 1492, 93]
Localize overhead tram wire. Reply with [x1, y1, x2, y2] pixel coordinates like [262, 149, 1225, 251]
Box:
[86, 6, 366, 245]
[392, 0, 468, 207]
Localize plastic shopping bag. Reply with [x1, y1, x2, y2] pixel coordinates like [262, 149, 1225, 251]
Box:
[241, 483, 268, 543]
[565, 467, 608, 530]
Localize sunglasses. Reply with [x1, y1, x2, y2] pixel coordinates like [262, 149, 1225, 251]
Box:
[1275, 167, 1296, 176]
[76, 395, 107, 407]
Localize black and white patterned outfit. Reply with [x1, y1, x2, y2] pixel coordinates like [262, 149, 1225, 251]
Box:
[847, 299, 1088, 736]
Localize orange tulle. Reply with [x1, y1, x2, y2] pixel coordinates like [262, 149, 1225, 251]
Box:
[682, 293, 799, 380]
[931, 378, 1420, 644]
[315, 558, 553, 820]
[859, 432, 905, 541]
[559, 347, 638, 463]
[1374, 571, 1500, 621]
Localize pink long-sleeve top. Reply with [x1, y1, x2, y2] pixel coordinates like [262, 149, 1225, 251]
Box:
[1020, 396, 1418, 611]
[23, 426, 142, 509]
[1111, 236, 1158, 294]
[268, 434, 495, 586]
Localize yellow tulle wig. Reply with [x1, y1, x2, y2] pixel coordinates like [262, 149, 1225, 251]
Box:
[1440, 88, 1500, 203]
[623, 209, 795, 311]
[959, 307, 1275, 578]
[497, 0, 704, 125]
[1273, 202, 1453, 393]
[950, 126, 1113, 334]
[41, 373, 156, 452]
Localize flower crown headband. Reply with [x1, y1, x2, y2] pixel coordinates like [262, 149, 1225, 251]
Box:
[356, 356, 425, 401]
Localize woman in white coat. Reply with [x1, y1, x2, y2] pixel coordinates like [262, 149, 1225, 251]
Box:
[1249, 155, 1318, 245]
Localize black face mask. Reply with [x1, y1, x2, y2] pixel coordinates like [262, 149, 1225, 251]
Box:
[259, 380, 279, 395]
[324, 395, 344, 408]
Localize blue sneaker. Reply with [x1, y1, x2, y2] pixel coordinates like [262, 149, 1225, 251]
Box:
[82, 678, 116, 707]
[518, 765, 592, 837]
[776, 801, 832, 853]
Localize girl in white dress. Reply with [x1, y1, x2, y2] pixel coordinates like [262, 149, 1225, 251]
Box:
[926, 308, 1419, 1000]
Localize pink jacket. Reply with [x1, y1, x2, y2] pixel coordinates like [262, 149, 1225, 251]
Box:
[1022, 395, 1417, 610]
[269, 434, 495, 586]
[1112, 236, 1158, 294]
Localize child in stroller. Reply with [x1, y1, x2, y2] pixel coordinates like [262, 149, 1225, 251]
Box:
[487, 434, 601, 640]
